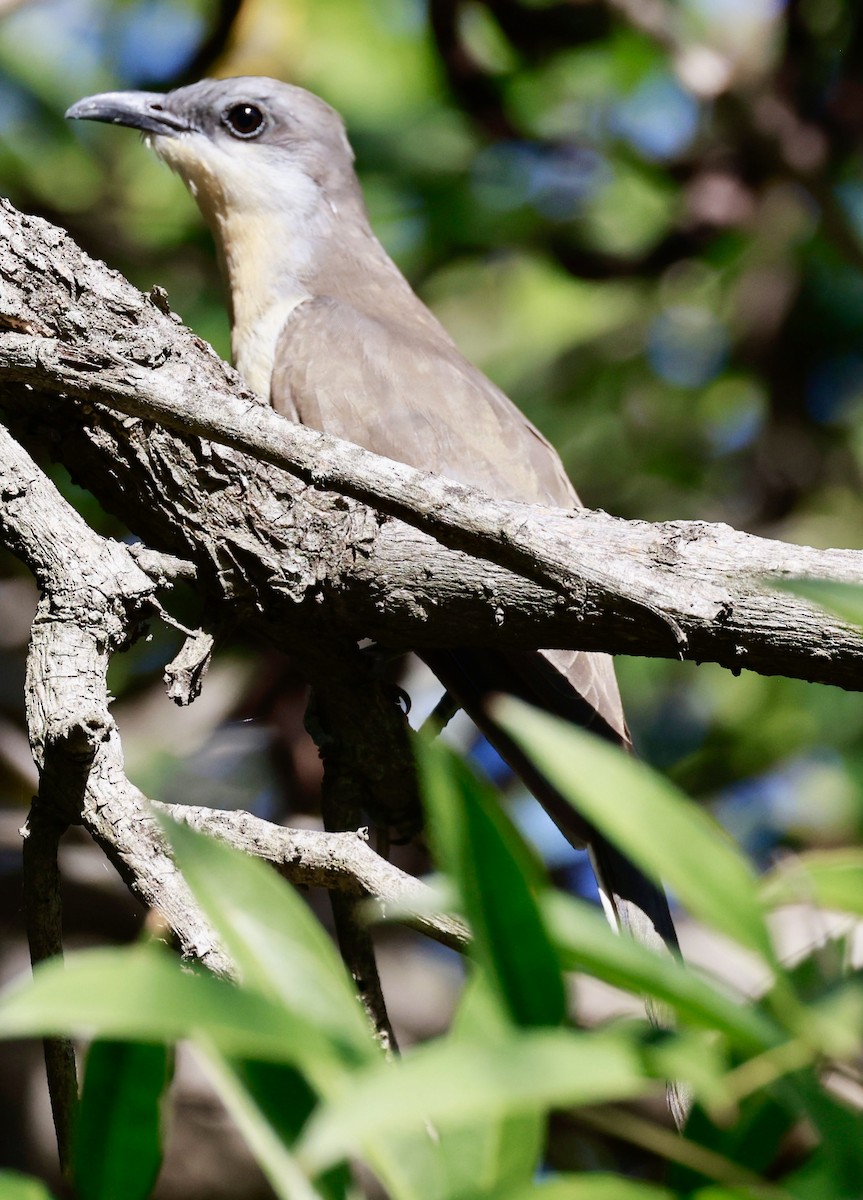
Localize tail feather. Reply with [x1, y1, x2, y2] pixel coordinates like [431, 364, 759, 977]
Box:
[589, 838, 679, 956]
[422, 647, 679, 958]
[422, 647, 688, 1127]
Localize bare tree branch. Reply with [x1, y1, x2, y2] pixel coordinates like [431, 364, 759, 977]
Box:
[0, 420, 232, 968]
[5, 182, 855, 1170]
[156, 804, 469, 952]
[0, 336, 467, 1167]
[0, 413, 461, 944]
[0, 405, 465, 972]
[0, 199, 861, 695]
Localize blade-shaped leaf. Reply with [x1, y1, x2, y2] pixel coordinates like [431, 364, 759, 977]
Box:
[299, 1028, 652, 1172]
[418, 738, 566, 1027]
[690, 1191, 774, 1200]
[436, 976, 544, 1196]
[0, 947, 343, 1085]
[0, 1173, 57, 1200]
[363, 1128, 452, 1200]
[73, 1039, 170, 1200]
[545, 893, 779, 1051]
[493, 698, 776, 966]
[495, 1178, 673, 1200]
[761, 850, 863, 916]
[207, 1051, 452, 1200]
[194, 1044, 326, 1200]
[436, 1115, 543, 1200]
[784, 1069, 863, 1197]
[226, 1060, 349, 1200]
[157, 814, 375, 1060]
[671, 1089, 797, 1192]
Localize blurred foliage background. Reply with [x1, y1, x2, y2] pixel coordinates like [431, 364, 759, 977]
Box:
[2, 0, 863, 1188]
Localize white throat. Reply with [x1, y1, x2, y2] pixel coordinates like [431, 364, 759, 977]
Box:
[154, 131, 331, 398]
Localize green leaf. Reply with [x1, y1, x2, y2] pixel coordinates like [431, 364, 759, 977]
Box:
[436, 1115, 544, 1199]
[226, 1060, 349, 1200]
[361, 1129, 451, 1200]
[680, 1065, 863, 1197]
[0, 946, 344, 1086]
[194, 1045, 326, 1200]
[545, 893, 780, 1051]
[492, 698, 776, 966]
[0, 1173, 57, 1200]
[494, 1178, 673, 1200]
[784, 1070, 863, 1198]
[671, 1089, 797, 1192]
[761, 850, 863, 916]
[156, 814, 375, 1060]
[691, 1191, 774, 1200]
[0, 948, 440, 1200]
[436, 976, 544, 1196]
[802, 980, 863, 1059]
[298, 1028, 652, 1172]
[73, 1039, 170, 1200]
[647, 1028, 732, 1114]
[418, 738, 566, 1027]
[774, 579, 863, 628]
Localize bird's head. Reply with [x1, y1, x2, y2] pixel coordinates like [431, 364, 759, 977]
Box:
[66, 77, 359, 231]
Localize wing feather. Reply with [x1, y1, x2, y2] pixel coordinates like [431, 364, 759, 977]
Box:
[271, 294, 680, 975]
[271, 296, 576, 507]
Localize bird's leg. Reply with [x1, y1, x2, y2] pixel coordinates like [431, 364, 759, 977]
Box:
[359, 640, 413, 721]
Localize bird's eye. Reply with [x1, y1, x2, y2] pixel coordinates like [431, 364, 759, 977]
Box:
[222, 103, 266, 139]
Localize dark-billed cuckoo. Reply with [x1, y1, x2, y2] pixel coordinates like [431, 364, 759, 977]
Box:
[66, 78, 678, 962]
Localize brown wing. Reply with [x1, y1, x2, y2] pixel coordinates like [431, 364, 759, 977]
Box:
[270, 292, 681, 985]
[270, 295, 681, 969]
[271, 295, 629, 743]
[271, 296, 576, 507]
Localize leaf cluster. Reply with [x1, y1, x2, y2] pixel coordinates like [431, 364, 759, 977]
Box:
[2, 701, 862, 1199]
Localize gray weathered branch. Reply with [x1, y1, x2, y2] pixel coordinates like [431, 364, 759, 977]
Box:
[2, 182, 856, 1166]
[155, 804, 468, 951]
[0, 420, 233, 972]
[0, 410, 462, 972]
[0, 199, 862, 690]
[0, 420, 462, 956]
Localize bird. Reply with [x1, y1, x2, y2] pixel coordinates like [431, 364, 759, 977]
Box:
[66, 77, 679, 968]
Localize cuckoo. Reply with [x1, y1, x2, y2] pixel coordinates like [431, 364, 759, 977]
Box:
[67, 78, 679, 962]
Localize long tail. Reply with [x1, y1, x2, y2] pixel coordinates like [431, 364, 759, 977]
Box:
[421, 647, 679, 959]
[423, 647, 689, 1127]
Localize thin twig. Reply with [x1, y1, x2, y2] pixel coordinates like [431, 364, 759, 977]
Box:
[157, 804, 469, 952]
